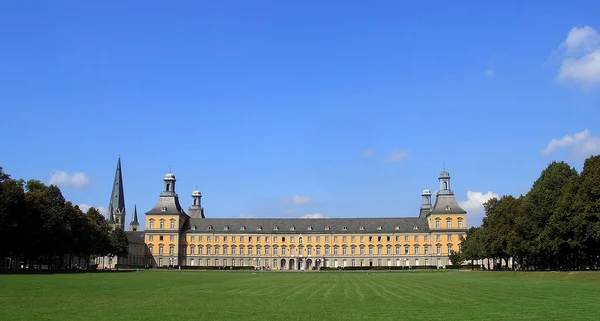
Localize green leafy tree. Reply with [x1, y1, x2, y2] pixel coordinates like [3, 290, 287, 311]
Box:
[109, 227, 129, 258]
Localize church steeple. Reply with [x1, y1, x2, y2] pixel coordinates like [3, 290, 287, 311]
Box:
[129, 204, 139, 231]
[109, 156, 126, 229]
[419, 186, 432, 217]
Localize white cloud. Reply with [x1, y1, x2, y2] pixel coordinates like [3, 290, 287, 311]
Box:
[362, 148, 374, 157]
[49, 171, 89, 188]
[283, 195, 313, 205]
[555, 26, 600, 88]
[459, 191, 499, 227]
[78, 204, 107, 216]
[301, 213, 325, 218]
[485, 69, 495, 77]
[383, 150, 409, 163]
[542, 129, 600, 159]
[459, 191, 499, 211]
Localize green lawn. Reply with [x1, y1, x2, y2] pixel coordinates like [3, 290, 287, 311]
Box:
[1, 270, 599, 320]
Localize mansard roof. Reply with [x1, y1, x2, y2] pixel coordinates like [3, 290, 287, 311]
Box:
[146, 194, 187, 216]
[429, 194, 467, 215]
[184, 217, 429, 234]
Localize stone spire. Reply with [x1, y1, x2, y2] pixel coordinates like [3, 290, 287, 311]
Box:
[108, 156, 126, 229]
[129, 204, 140, 231]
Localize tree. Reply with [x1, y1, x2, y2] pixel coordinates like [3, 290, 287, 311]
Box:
[109, 227, 129, 258]
[449, 250, 464, 266]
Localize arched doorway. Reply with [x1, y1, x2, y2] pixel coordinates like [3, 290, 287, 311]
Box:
[315, 259, 321, 269]
[297, 258, 304, 270]
[280, 259, 286, 270]
[306, 259, 313, 270]
[289, 259, 295, 270]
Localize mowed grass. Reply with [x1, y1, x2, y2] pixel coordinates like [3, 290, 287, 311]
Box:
[1, 270, 600, 320]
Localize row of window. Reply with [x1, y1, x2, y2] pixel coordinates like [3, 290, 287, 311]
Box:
[434, 218, 464, 229]
[174, 257, 447, 268]
[149, 244, 456, 256]
[148, 218, 463, 231]
[149, 234, 457, 243]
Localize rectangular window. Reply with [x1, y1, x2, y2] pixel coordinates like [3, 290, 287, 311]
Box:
[170, 235, 174, 242]
[274, 247, 278, 255]
[325, 236, 330, 242]
[207, 236, 211, 242]
[436, 235, 441, 242]
[149, 235, 154, 241]
[308, 236, 312, 242]
[282, 237, 286, 242]
[334, 247, 338, 255]
[248, 236, 252, 242]
[223, 236, 227, 242]
[239, 236, 244, 242]
[343, 247, 347, 255]
[447, 221, 452, 229]
[360, 236, 364, 242]
[215, 236, 219, 242]
[190, 236, 194, 242]
[351, 236, 356, 243]
[198, 235, 203, 242]
[377, 236, 381, 242]
[316, 247, 320, 256]
[414, 235, 418, 242]
[360, 247, 364, 255]
[369, 247, 373, 255]
[232, 236, 236, 242]
[395, 236, 400, 242]
[308, 247, 312, 256]
[404, 236, 409, 242]
[265, 236, 269, 242]
[325, 247, 330, 255]
[424, 246, 429, 255]
[448, 234, 453, 241]
[334, 236, 338, 242]
[342, 236, 347, 242]
[424, 235, 429, 242]
[351, 247, 356, 255]
[290, 236, 294, 243]
[369, 236, 373, 242]
[274, 236, 278, 243]
[458, 220, 463, 228]
[396, 247, 400, 255]
[257, 236, 261, 242]
[386, 236, 390, 242]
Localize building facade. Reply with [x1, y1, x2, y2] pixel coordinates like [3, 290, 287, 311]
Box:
[142, 167, 468, 270]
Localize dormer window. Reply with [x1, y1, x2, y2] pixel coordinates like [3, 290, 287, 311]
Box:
[290, 226, 295, 231]
[192, 225, 197, 231]
[359, 226, 365, 231]
[394, 226, 400, 230]
[257, 225, 262, 231]
[224, 225, 229, 231]
[342, 226, 347, 231]
[207, 225, 213, 231]
[240, 225, 246, 231]
[325, 226, 330, 231]
[161, 207, 167, 212]
[376, 226, 382, 230]
[413, 225, 419, 230]
[307, 226, 313, 231]
[445, 205, 451, 211]
[274, 226, 279, 231]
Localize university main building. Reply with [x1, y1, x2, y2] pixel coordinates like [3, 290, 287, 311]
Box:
[103, 157, 467, 270]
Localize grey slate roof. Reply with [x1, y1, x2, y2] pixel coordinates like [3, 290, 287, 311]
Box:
[430, 194, 467, 215]
[183, 217, 430, 234]
[125, 231, 145, 244]
[146, 193, 187, 216]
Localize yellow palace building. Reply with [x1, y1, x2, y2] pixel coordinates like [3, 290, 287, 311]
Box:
[105, 158, 467, 270]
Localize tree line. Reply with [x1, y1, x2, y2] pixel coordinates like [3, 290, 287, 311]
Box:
[0, 166, 129, 270]
[460, 155, 600, 270]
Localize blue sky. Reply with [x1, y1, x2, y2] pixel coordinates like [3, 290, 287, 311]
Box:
[1, 1, 599, 227]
